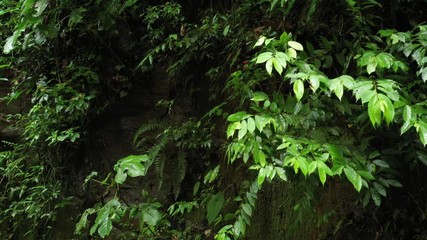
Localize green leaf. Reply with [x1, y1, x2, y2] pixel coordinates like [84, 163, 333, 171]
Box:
[373, 160, 389, 168]
[3, 30, 22, 54]
[378, 94, 395, 124]
[376, 53, 393, 69]
[403, 105, 412, 122]
[344, 167, 362, 191]
[357, 171, 374, 180]
[272, 58, 283, 75]
[266, 59, 273, 75]
[238, 120, 248, 140]
[288, 41, 303, 51]
[386, 179, 402, 187]
[330, 79, 344, 100]
[275, 167, 288, 181]
[247, 117, 256, 133]
[287, 48, 297, 59]
[275, 51, 289, 67]
[251, 92, 269, 102]
[308, 161, 317, 175]
[370, 188, 381, 206]
[256, 52, 273, 64]
[96, 210, 113, 238]
[257, 169, 266, 186]
[75, 208, 96, 234]
[254, 36, 266, 48]
[69, 7, 86, 27]
[417, 123, 427, 145]
[373, 182, 387, 197]
[254, 115, 270, 132]
[142, 207, 162, 226]
[227, 111, 248, 122]
[227, 122, 239, 139]
[367, 59, 377, 74]
[318, 166, 326, 185]
[35, 0, 48, 15]
[309, 75, 325, 92]
[254, 149, 266, 167]
[207, 192, 225, 224]
[293, 80, 304, 101]
[242, 203, 252, 217]
[368, 95, 382, 127]
[114, 155, 148, 184]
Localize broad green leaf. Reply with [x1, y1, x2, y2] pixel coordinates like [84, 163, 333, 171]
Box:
[400, 121, 412, 134]
[330, 79, 344, 100]
[142, 207, 162, 226]
[297, 157, 309, 176]
[114, 155, 148, 184]
[378, 94, 395, 124]
[35, 0, 49, 15]
[308, 161, 317, 175]
[257, 169, 266, 186]
[254, 36, 266, 47]
[287, 48, 297, 59]
[242, 203, 252, 217]
[251, 92, 268, 102]
[421, 67, 427, 82]
[293, 80, 304, 101]
[276, 142, 288, 150]
[274, 167, 287, 181]
[376, 53, 393, 69]
[368, 95, 382, 127]
[370, 188, 381, 206]
[373, 182, 387, 197]
[256, 52, 273, 64]
[275, 51, 289, 66]
[308, 75, 325, 92]
[317, 161, 333, 176]
[367, 59, 377, 74]
[254, 115, 270, 132]
[318, 166, 326, 185]
[344, 167, 362, 191]
[227, 111, 248, 122]
[403, 105, 412, 122]
[265, 59, 273, 75]
[247, 117, 256, 133]
[69, 7, 86, 27]
[238, 120, 248, 140]
[272, 58, 283, 75]
[357, 171, 374, 180]
[227, 122, 239, 138]
[234, 216, 246, 236]
[96, 210, 113, 238]
[3, 30, 22, 54]
[288, 41, 303, 51]
[254, 149, 266, 167]
[417, 124, 427, 145]
[339, 75, 355, 88]
[373, 159, 389, 168]
[207, 192, 225, 224]
[75, 208, 96, 234]
[386, 179, 402, 187]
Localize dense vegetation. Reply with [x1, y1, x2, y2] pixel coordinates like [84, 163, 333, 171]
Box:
[1, 0, 427, 239]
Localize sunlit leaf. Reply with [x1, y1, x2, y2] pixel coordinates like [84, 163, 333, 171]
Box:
[288, 41, 303, 51]
[293, 80, 304, 101]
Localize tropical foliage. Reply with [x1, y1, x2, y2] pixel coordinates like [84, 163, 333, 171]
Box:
[0, 0, 426, 239]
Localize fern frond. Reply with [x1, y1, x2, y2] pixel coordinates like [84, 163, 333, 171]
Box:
[132, 119, 167, 146]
